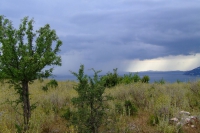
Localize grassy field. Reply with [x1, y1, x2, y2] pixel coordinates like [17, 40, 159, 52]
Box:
[0, 80, 200, 133]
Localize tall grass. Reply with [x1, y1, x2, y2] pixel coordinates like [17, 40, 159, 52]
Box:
[0, 80, 200, 132]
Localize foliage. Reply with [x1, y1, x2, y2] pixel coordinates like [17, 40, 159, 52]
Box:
[42, 79, 58, 91]
[0, 16, 62, 131]
[62, 107, 72, 120]
[159, 78, 165, 84]
[100, 68, 122, 88]
[100, 70, 143, 87]
[141, 75, 150, 83]
[124, 100, 138, 116]
[132, 73, 141, 82]
[155, 78, 165, 84]
[15, 124, 23, 133]
[70, 65, 112, 133]
[148, 114, 159, 126]
[120, 73, 141, 84]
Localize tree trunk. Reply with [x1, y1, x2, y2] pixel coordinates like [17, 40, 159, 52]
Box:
[22, 81, 31, 131]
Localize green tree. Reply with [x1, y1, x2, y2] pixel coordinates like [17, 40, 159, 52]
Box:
[132, 73, 141, 82]
[0, 16, 62, 131]
[121, 73, 142, 84]
[141, 75, 150, 83]
[71, 65, 112, 133]
[100, 68, 122, 88]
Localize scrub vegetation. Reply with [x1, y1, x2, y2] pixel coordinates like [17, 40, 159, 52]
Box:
[0, 73, 200, 132]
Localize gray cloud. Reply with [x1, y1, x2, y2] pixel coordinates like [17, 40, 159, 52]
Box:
[0, 0, 200, 74]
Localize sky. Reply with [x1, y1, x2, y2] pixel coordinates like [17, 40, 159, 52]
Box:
[0, 0, 200, 75]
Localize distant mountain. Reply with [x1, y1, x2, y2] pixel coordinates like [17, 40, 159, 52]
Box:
[184, 67, 200, 76]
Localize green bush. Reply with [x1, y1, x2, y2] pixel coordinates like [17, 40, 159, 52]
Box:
[62, 107, 72, 120]
[141, 75, 150, 83]
[155, 78, 165, 84]
[148, 114, 159, 126]
[120, 73, 141, 84]
[42, 79, 58, 91]
[132, 73, 141, 82]
[70, 65, 112, 133]
[100, 71, 147, 87]
[100, 68, 122, 88]
[124, 100, 138, 116]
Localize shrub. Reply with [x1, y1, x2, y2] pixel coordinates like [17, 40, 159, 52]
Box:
[100, 68, 122, 88]
[141, 75, 150, 83]
[120, 73, 141, 84]
[70, 65, 112, 133]
[132, 73, 141, 82]
[42, 79, 58, 92]
[62, 108, 72, 120]
[148, 114, 159, 126]
[155, 78, 165, 84]
[124, 100, 138, 116]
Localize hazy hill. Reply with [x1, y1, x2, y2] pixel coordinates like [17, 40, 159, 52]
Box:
[184, 67, 200, 76]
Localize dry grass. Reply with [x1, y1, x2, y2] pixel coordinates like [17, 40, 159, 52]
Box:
[0, 80, 200, 133]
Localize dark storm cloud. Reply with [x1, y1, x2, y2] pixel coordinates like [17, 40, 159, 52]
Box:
[0, 0, 200, 73]
[58, 0, 200, 60]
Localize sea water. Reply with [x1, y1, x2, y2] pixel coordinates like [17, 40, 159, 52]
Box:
[137, 71, 200, 83]
[53, 71, 200, 83]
